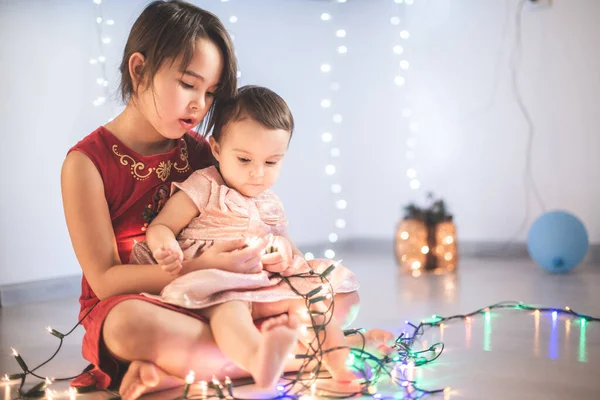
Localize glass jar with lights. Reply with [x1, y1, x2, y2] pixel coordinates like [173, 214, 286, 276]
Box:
[394, 194, 458, 276]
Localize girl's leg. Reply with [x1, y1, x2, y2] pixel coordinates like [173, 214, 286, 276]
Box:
[202, 301, 298, 388]
[104, 293, 360, 399]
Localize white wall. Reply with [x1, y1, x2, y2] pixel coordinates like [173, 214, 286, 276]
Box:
[1, 0, 598, 285]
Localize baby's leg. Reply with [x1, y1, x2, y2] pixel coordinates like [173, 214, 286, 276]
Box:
[202, 301, 298, 388]
[253, 297, 357, 383]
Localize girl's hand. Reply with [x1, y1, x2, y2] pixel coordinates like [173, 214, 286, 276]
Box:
[261, 235, 293, 273]
[198, 238, 265, 274]
[152, 242, 184, 275]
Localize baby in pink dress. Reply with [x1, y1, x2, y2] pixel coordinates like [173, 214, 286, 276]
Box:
[131, 86, 360, 389]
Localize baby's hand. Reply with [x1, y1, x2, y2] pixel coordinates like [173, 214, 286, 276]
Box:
[152, 241, 184, 275]
[261, 235, 293, 274]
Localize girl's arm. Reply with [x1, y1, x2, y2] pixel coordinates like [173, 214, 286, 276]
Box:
[61, 151, 262, 300]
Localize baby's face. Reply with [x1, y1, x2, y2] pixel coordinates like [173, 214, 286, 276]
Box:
[210, 118, 290, 197]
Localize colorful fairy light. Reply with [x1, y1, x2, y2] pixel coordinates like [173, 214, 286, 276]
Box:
[3, 271, 599, 400]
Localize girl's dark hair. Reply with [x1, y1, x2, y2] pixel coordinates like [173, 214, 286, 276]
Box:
[212, 85, 295, 142]
[119, 0, 237, 136]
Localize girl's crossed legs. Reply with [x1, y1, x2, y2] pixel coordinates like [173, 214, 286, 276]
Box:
[104, 291, 386, 400]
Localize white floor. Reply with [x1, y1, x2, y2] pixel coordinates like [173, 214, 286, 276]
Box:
[1, 252, 599, 399]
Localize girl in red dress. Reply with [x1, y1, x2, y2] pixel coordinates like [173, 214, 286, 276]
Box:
[62, 1, 381, 399]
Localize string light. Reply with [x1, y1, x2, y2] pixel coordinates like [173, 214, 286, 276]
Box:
[2, 299, 598, 400]
[183, 371, 194, 399]
[312, 1, 349, 262]
[390, 1, 422, 193]
[91, 0, 113, 118]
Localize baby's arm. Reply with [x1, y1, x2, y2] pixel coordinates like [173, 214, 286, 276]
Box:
[146, 191, 200, 274]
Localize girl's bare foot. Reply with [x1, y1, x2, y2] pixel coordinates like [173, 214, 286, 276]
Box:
[251, 313, 299, 388]
[119, 361, 180, 400]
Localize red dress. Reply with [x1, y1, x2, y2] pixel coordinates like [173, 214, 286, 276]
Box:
[67, 126, 213, 389]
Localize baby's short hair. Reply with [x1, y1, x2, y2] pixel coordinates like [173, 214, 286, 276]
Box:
[212, 85, 294, 142]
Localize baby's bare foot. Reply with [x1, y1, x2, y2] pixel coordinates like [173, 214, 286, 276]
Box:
[251, 314, 299, 388]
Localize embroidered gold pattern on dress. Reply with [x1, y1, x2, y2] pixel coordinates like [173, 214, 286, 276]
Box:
[112, 145, 154, 181]
[112, 138, 190, 181]
[156, 161, 173, 182]
[174, 139, 190, 173]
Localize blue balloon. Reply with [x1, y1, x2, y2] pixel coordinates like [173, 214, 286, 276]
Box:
[527, 211, 589, 273]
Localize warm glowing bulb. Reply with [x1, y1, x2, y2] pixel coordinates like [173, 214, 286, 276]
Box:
[3, 374, 9, 382]
[321, 13, 331, 21]
[321, 99, 331, 108]
[229, 16, 238, 23]
[46, 326, 53, 333]
[411, 261, 421, 270]
[465, 316, 471, 322]
[390, 17, 400, 25]
[304, 252, 315, 260]
[445, 252, 453, 261]
[565, 306, 571, 311]
[393, 45, 404, 54]
[336, 29, 346, 37]
[400, 30, 410, 39]
[421, 246, 430, 254]
[444, 236, 454, 244]
[11, 348, 18, 357]
[321, 132, 333, 142]
[333, 114, 343, 123]
[400, 231, 409, 240]
[324, 249, 336, 259]
[186, 371, 195, 384]
[321, 64, 331, 72]
[325, 165, 336, 175]
[337, 46, 347, 54]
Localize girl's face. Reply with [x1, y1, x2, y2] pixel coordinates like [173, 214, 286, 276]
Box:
[135, 38, 223, 140]
[210, 119, 291, 198]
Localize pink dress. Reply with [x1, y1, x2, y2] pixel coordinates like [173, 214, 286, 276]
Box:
[130, 166, 359, 309]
